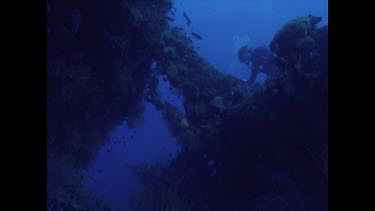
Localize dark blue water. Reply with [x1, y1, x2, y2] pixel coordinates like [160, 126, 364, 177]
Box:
[81, 76, 182, 211]
[78, 1, 328, 210]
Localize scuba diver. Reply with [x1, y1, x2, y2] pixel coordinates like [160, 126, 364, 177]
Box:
[237, 45, 278, 85]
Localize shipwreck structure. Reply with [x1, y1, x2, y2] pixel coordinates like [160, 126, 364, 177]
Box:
[47, 0, 327, 210]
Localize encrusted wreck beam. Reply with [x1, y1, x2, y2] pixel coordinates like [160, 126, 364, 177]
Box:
[148, 14, 327, 154]
[150, 27, 259, 149]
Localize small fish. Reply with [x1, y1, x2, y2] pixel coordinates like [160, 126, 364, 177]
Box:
[183, 12, 191, 27]
[175, 27, 184, 31]
[191, 32, 203, 40]
[166, 16, 175, 22]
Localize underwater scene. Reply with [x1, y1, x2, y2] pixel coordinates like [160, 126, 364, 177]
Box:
[47, 0, 328, 210]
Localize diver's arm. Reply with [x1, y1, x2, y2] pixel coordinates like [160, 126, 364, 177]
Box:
[247, 68, 258, 85]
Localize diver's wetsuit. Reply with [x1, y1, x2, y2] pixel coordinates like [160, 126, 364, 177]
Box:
[238, 45, 278, 85]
